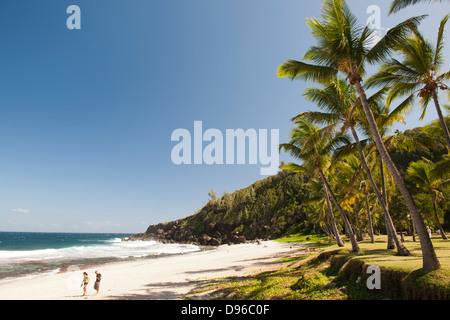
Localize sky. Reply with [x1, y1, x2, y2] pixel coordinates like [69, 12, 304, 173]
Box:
[0, 0, 448, 233]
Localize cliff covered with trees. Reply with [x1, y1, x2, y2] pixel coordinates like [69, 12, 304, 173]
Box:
[130, 170, 312, 245]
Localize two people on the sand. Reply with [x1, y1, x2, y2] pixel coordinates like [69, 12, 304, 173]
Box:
[81, 270, 102, 296]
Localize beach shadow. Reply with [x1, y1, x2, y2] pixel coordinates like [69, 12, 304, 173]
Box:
[107, 281, 193, 300]
[183, 267, 235, 274]
[62, 293, 99, 299]
[182, 264, 250, 275]
[236, 253, 295, 266]
[104, 259, 275, 300]
[105, 245, 300, 300]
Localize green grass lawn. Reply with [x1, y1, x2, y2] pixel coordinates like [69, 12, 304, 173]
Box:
[328, 235, 450, 279]
[275, 233, 330, 244]
[185, 234, 450, 300]
[278, 233, 449, 275]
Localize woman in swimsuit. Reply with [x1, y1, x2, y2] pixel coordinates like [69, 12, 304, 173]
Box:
[81, 272, 89, 296]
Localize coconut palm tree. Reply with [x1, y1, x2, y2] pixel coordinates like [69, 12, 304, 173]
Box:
[389, 0, 450, 14]
[366, 14, 450, 151]
[299, 78, 410, 255]
[359, 93, 437, 245]
[360, 180, 375, 243]
[332, 154, 370, 242]
[283, 162, 344, 247]
[301, 176, 344, 244]
[334, 86, 425, 248]
[277, 0, 440, 270]
[407, 158, 449, 239]
[280, 117, 360, 252]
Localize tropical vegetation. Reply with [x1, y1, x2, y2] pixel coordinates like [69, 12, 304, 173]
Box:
[277, 0, 449, 271]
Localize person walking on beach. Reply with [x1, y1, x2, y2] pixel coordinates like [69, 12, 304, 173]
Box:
[94, 270, 102, 295]
[427, 226, 432, 239]
[81, 272, 89, 296]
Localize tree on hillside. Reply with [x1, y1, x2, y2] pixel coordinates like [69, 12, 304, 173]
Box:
[208, 188, 218, 201]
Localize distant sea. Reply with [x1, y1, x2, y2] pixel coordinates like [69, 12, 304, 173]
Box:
[0, 232, 201, 283]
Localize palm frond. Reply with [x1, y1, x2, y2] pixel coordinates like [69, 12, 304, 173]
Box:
[295, 111, 341, 127]
[382, 93, 415, 127]
[422, 112, 450, 136]
[385, 82, 420, 107]
[437, 70, 450, 82]
[276, 59, 337, 83]
[334, 137, 369, 159]
[434, 13, 450, 69]
[280, 162, 307, 173]
[389, 0, 448, 14]
[419, 93, 432, 120]
[431, 154, 450, 179]
[384, 131, 436, 152]
[365, 15, 427, 65]
[279, 143, 303, 161]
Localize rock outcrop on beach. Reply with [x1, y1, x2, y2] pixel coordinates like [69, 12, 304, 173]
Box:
[129, 220, 250, 246]
[129, 171, 312, 246]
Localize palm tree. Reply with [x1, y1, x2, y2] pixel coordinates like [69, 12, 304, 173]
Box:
[330, 154, 364, 239]
[280, 117, 360, 252]
[300, 175, 344, 245]
[389, 0, 450, 14]
[277, 0, 440, 271]
[299, 78, 410, 255]
[366, 14, 450, 151]
[335, 87, 426, 248]
[360, 92, 436, 246]
[360, 180, 375, 243]
[407, 158, 449, 239]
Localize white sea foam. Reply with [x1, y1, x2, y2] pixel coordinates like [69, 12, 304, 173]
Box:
[0, 239, 200, 265]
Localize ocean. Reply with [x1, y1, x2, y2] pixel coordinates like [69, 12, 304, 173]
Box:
[0, 232, 201, 283]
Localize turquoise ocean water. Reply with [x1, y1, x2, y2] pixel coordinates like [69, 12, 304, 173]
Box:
[0, 232, 200, 283]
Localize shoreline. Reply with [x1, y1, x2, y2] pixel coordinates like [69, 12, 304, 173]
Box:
[0, 240, 307, 300]
[0, 247, 211, 285]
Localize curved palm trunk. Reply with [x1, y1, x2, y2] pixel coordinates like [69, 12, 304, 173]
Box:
[353, 201, 364, 241]
[364, 194, 375, 243]
[431, 192, 448, 240]
[432, 91, 450, 151]
[354, 81, 440, 271]
[318, 166, 360, 252]
[379, 154, 396, 249]
[322, 180, 345, 246]
[350, 126, 410, 255]
[409, 215, 417, 241]
[322, 223, 332, 238]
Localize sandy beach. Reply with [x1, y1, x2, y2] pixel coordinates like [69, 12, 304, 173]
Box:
[0, 241, 306, 300]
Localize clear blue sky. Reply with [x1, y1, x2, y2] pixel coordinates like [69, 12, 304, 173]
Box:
[0, 0, 448, 233]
